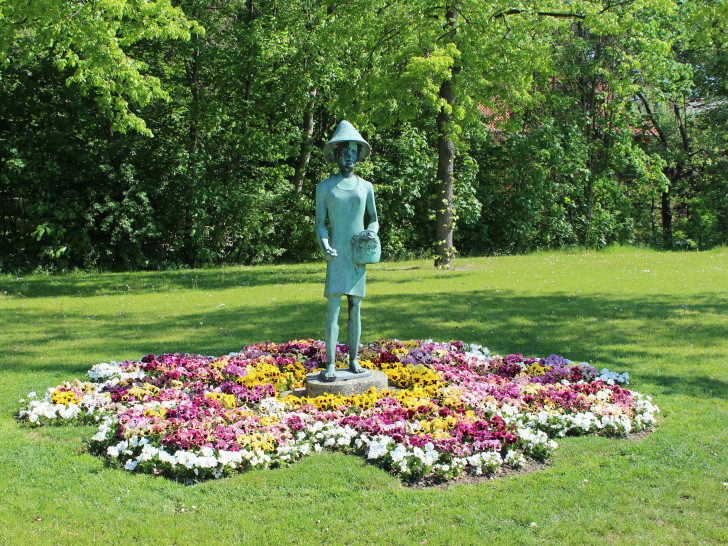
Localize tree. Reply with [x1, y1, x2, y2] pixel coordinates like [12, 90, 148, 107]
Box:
[451, 1, 694, 254]
[352, 0, 556, 268]
[0, 0, 200, 135]
[2, 0, 727, 273]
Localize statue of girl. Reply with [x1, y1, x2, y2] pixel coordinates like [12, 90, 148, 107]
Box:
[315, 121, 379, 382]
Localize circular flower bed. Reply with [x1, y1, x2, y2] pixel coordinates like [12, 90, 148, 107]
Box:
[17, 339, 659, 482]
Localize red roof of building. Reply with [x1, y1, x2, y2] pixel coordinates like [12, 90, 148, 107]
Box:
[477, 105, 511, 131]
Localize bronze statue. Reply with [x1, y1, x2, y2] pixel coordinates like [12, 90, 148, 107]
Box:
[315, 121, 380, 381]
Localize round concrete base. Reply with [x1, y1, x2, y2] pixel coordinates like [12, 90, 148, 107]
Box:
[305, 369, 389, 397]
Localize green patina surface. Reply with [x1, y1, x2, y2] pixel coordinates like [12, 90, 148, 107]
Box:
[316, 122, 380, 381]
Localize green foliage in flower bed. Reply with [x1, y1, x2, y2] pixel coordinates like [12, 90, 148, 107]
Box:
[1, 247, 727, 543]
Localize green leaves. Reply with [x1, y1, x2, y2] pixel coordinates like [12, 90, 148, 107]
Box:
[1, 0, 727, 271]
[0, 0, 201, 135]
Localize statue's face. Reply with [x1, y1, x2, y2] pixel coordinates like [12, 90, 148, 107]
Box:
[337, 142, 359, 172]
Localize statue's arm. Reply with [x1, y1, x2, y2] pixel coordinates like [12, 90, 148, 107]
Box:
[315, 182, 337, 259]
[366, 183, 379, 233]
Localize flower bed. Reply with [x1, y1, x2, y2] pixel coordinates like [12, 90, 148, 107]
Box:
[17, 339, 659, 482]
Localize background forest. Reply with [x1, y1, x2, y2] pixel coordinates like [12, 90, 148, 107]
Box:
[1, 0, 727, 272]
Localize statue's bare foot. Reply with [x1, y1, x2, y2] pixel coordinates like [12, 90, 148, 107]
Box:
[349, 360, 365, 374]
[322, 364, 337, 382]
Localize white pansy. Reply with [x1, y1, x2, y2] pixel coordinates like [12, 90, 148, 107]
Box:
[505, 450, 526, 467]
[158, 449, 178, 466]
[366, 436, 393, 459]
[466, 344, 491, 357]
[596, 389, 611, 401]
[87, 362, 146, 383]
[390, 444, 408, 463]
[259, 397, 285, 415]
[597, 368, 629, 385]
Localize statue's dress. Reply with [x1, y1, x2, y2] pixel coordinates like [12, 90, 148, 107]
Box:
[315, 176, 377, 298]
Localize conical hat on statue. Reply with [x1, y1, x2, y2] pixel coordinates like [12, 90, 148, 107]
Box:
[323, 120, 371, 163]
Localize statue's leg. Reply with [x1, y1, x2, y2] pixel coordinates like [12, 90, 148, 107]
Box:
[324, 295, 341, 381]
[347, 296, 364, 373]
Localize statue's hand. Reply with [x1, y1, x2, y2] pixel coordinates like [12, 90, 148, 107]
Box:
[324, 246, 338, 261]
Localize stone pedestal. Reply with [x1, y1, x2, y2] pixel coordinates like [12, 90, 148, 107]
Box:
[305, 369, 389, 397]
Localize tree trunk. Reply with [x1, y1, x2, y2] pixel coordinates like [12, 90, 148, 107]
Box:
[660, 101, 690, 251]
[650, 191, 657, 242]
[636, 92, 680, 250]
[434, 2, 459, 270]
[661, 187, 672, 249]
[293, 86, 317, 193]
[435, 78, 456, 269]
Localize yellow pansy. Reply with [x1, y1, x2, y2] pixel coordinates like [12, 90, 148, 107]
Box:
[50, 389, 83, 406]
[431, 429, 450, 440]
[210, 357, 229, 370]
[238, 432, 275, 452]
[143, 406, 168, 418]
[521, 383, 547, 395]
[122, 383, 160, 402]
[204, 392, 236, 408]
[526, 363, 551, 376]
[359, 359, 377, 370]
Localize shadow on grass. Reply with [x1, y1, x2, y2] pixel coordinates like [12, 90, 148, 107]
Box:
[0, 263, 459, 299]
[3, 288, 727, 398]
[0, 259, 489, 300]
[0, 266, 326, 299]
[638, 373, 728, 399]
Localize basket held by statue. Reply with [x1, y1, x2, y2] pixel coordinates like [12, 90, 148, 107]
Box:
[352, 230, 381, 264]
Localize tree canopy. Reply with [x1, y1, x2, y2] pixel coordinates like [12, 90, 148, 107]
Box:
[1, 0, 726, 272]
[0, 0, 200, 134]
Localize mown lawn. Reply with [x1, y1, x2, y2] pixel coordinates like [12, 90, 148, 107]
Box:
[1, 248, 727, 544]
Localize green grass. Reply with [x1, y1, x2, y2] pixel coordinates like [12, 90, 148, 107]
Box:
[1, 248, 727, 544]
